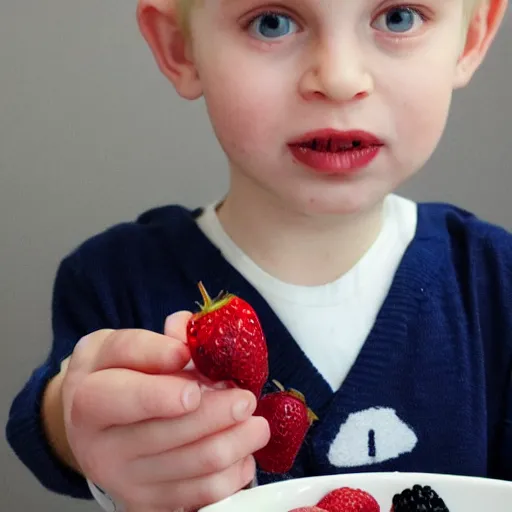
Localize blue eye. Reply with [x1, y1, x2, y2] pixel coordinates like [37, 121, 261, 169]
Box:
[248, 12, 298, 40]
[373, 7, 424, 34]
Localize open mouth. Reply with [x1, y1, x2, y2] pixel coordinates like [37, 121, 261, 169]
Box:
[288, 130, 383, 172]
[295, 138, 366, 153]
[289, 130, 384, 153]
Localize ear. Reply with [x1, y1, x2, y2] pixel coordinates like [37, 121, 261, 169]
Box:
[136, 0, 202, 99]
[453, 0, 508, 89]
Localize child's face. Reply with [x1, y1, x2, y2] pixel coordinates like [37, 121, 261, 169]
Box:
[144, 0, 501, 216]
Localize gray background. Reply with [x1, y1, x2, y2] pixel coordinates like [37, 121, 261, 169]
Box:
[1, 1, 511, 510]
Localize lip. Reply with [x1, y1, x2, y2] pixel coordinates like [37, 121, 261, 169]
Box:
[288, 129, 384, 147]
[287, 129, 384, 174]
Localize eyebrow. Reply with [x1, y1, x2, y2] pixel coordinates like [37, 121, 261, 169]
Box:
[222, 0, 253, 5]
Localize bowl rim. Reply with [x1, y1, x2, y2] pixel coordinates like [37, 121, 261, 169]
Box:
[200, 471, 512, 511]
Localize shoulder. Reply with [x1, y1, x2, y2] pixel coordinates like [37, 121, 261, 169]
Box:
[82, 204, 201, 251]
[57, 203, 204, 282]
[412, 202, 512, 367]
[51, 203, 208, 330]
[414, 202, 512, 329]
[75, 203, 199, 256]
[416, 201, 512, 266]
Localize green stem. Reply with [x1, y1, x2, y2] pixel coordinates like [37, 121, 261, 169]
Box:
[198, 281, 212, 309]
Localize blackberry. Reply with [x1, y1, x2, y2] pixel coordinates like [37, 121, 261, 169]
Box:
[392, 484, 450, 511]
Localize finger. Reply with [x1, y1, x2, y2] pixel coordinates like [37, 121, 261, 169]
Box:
[104, 387, 258, 458]
[125, 507, 187, 512]
[62, 330, 115, 408]
[68, 329, 115, 373]
[130, 455, 256, 510]
[164, 311, 192, 343]
[126, 505, 191, 512]
[71, 369, 201, 428]
[129, 416, 269, 483]
[93, 329, 191, 375]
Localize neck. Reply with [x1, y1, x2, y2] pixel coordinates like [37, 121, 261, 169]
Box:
[216, 177, 385, 286]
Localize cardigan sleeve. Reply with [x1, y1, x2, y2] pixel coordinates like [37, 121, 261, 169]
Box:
[5, 252, 114, 499]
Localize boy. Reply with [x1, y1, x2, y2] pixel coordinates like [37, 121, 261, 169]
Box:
[6, 0, 511, 511]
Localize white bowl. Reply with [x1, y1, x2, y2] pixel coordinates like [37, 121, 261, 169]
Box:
[200, 472, 512, 511]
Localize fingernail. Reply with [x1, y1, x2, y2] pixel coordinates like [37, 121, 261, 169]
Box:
[232, 398, 254, 421]
[181, 382, 201, 411]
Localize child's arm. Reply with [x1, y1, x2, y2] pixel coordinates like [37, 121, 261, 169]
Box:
[42, 360, 115, 511]
[5, 255, 109, 499]
[41, 357, 80, 474]
[6, 250, 267, 511]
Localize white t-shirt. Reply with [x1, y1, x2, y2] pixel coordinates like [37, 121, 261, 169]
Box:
[90, 193, 417, 511]
[196, 193, 417, 391]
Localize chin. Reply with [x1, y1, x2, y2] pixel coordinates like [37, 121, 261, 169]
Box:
[289, 191, 387, 218]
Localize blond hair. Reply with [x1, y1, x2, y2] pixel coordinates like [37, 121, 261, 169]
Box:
[176, 0, 195, 32]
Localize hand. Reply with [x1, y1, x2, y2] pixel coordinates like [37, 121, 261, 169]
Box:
[61, 312, 270, 511]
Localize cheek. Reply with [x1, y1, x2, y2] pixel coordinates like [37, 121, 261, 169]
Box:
[204, 88, 269, 155]
[198, 53, 293, 156]
[402, 83, 452, 146]
[386, 61, 457, 159]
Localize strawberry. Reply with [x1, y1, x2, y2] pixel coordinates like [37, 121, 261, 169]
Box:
[288, 508, 328, 512]
[186, 282, 269, 398]
[253, 380, 318, 473]
[316, 487, 380, 512]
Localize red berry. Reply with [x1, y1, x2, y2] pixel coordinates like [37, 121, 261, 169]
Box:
[288, 508, 328, 512]
[253, 381, 318, 473]
[187, 282, 269, 398]
[316, 487, 380, 512]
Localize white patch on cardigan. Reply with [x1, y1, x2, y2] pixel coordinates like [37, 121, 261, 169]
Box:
[328, 407, 418, 468]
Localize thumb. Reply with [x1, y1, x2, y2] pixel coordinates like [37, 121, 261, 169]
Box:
[164, 310, 193, 343]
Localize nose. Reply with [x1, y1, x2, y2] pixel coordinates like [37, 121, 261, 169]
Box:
[299, 38, 374, 103]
